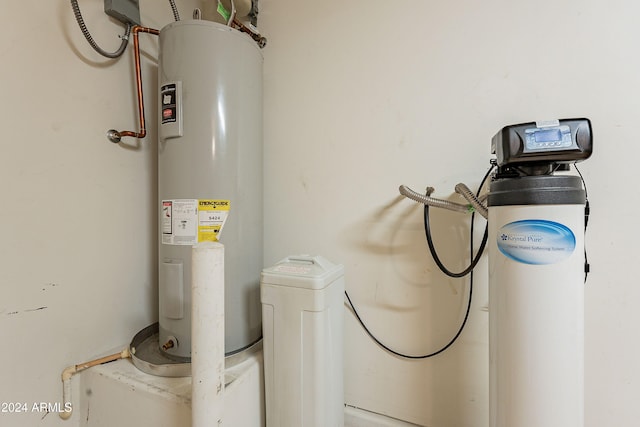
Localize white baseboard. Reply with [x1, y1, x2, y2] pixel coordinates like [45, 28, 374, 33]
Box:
[345, 405, 424, 427]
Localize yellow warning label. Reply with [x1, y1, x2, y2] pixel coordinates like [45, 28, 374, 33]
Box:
[197, 199, 230, 242]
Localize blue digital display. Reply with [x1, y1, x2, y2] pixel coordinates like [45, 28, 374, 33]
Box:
[495, 119, 592, 167]
[523, 125, 573, 151]
[534, 129, 562, 143]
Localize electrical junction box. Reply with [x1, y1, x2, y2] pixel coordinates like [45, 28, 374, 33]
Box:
[104, 0, 141, 26]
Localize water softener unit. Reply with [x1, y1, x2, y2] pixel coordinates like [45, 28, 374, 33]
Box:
[488, 119, 591, 427]
[158, 20, 263, 360]
[399, 118, 592, 427]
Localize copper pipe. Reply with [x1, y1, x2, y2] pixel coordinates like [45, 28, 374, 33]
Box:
[231, 18, 267, 48]
[162, 339, 175, 351]
[108, 26, 160, 143]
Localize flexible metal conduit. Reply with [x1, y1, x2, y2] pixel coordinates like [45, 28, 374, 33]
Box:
[169, 0, 181, 21]
[455, 183, 488, 219]
[70, 0, 131, 59]
[399, 185, 473, 214]
[107, 26, 160, 143]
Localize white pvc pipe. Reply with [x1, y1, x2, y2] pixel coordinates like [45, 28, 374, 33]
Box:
[59, 349, 130, 420]
[191, 242, 225, 427]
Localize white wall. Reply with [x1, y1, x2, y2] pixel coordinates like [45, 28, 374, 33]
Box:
[260, 0, 640, 426]
[0, 1, 199, 426]
[2, 1, 639, 427]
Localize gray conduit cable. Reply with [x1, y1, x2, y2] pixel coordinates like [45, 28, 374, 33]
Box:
[455, 183, 488, 219]
[70, 0, 131, 59]
[399, 185, 473, 214]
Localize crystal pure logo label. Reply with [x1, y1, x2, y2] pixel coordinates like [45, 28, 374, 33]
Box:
[497, 219, 576, 265]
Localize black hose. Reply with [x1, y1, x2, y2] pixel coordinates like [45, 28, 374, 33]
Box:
[345, 165, 495, 359]
[344, 289, 471, 359]
[424, 206, 488, 278]
[70, 0, 131, 59]
[423, 165, 494, 278]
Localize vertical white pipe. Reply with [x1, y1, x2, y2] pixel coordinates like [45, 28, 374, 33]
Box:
[192, 242, 225, 427]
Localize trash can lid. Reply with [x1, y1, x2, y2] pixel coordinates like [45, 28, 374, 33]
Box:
[261, 255, 344, 290]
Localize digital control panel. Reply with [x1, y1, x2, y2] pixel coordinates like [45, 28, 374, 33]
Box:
[524, 125, 572, 151]
[492, 118, 592, 167]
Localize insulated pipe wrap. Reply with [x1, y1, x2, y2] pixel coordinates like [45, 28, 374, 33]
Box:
[223, 0, 253, 17]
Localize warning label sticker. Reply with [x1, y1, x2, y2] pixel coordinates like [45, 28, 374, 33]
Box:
[161, 199, 230, 245]
[162, 201, 173, 235]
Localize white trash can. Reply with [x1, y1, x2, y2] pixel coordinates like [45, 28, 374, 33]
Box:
[261, 255, 344, 427]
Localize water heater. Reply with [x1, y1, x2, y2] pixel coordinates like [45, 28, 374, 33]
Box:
[157, 20, 263, 359]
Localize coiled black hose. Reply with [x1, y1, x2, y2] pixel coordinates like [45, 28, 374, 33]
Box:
[70, 0, 131, 59]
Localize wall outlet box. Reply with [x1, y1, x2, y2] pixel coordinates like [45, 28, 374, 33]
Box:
[104, 0, 141, 26]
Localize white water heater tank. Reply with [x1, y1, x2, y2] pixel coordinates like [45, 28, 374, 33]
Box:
[157, 20, 263, 359]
